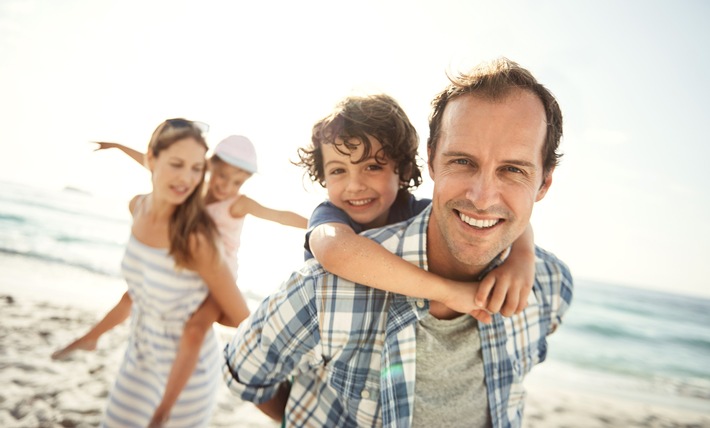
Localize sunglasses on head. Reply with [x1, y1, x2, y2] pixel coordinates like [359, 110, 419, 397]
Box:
[165, 118, 210, 134]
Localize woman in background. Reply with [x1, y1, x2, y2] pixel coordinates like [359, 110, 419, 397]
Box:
[101, 118, 249, 427]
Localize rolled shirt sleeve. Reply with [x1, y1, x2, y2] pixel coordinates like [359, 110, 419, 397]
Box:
[223, 265, 324, 404]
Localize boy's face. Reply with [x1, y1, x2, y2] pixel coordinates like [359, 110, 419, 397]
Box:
[322, 136, 400, 229]
[208, 160, 252, 201]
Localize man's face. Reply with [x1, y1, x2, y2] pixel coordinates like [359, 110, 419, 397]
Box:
[427, 90, 553, 278]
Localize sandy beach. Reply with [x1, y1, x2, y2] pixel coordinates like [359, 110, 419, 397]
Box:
[1, 253, 709, 427]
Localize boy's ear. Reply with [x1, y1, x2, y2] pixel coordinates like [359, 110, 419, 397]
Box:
[400, 164, 413, 184]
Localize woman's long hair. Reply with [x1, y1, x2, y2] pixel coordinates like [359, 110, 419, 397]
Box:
[147, 118, 219, 268]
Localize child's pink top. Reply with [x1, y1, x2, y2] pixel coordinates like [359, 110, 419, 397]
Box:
[206, 195, 244, 279]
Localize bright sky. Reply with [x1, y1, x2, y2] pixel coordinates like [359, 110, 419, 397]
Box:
[1, 0, 709, 298]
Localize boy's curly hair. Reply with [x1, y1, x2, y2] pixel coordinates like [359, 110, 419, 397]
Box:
[295, 94, 423, 191]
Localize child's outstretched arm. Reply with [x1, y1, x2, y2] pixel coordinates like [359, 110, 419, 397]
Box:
[310, 223, 492, 323]
[230, 195, 308, 229]
[93, 142, 146, 167]
[51, 291, 132, 360]
[190, 233, 250, 327]
[475, 223, 536, 316]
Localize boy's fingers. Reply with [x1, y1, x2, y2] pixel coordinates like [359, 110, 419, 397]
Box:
[515, 285, 533, 313]
[476, 276, 496, 308]
[470, 309, 492, 324]
[499, 292, 519, 317]
[486, 283, 509, 314]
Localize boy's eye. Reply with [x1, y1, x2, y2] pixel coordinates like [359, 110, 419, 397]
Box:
[170, 163, 183, 168]
[329, 168, 345, 175]
[366, 164, 383, 171]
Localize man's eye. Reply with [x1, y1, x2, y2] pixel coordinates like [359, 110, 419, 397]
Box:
[453, 159, 470, 165]
[505, 166, 523, 174]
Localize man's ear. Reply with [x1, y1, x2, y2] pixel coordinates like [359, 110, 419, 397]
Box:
[427, 146, 435, 180]
[535, 167, 554, 202]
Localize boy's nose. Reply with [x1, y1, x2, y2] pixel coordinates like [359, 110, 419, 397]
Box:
[346, 175, 367, 193]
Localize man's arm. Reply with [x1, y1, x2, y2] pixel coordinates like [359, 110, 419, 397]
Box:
[254, 382, 291, 423]
[222, 269, 323, 418]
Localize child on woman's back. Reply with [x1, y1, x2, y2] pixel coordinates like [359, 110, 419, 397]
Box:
[53, 134, 307, 426]
[297, 94, 536, 320]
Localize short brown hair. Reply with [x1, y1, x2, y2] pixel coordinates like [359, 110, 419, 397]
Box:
[295, 94, 422, 191]
[427, 57, 563, 176]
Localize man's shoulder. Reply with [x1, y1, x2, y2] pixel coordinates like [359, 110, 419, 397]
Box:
[534, 246, 570, 273]
[533, 246, 573, 298]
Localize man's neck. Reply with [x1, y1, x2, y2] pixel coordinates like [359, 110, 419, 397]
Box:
[428, 301, 465, 320]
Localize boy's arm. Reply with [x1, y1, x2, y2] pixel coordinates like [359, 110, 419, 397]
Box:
[231, 195, 308, 229]
[93, 142, 147, 168]
[475, 223, 535, 316]
[310, 222, 492, 323]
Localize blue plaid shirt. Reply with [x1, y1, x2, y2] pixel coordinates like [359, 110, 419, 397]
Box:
[223, 206, 573, 427]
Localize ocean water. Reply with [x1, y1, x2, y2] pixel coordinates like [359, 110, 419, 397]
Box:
[1, 180, 709, 406]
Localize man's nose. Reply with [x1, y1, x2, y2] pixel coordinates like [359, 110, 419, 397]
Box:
[465, 173, 500, 211]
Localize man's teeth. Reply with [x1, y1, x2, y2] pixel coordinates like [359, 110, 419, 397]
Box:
[459, 213, 498, 228]
[349, 199, 372, 206]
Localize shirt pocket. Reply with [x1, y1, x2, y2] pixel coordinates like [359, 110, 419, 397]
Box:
[505, 301, 548, 378]
[328, 360, 381, 425]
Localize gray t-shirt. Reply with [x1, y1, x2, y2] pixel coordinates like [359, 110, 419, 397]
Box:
[411, 313, 491, 428]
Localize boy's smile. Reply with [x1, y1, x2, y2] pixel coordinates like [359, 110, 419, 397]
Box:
[322, 136, 400, 230]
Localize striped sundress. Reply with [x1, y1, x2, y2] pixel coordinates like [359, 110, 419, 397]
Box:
[102, 234, 220, 427]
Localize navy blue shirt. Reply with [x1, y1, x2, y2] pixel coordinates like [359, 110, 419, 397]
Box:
[303, 191, 431, 260]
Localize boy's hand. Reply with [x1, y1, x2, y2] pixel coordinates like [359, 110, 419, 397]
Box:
[475, 255, 535, 317]
[439, 280, 492, 324]
[469, 308, 493, 324]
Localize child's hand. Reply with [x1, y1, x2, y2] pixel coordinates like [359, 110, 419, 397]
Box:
[475, 252, 535, 317]
[439, 280, 493, 324]
[51, 336, 98, 360]
[92, 141, 116, 151]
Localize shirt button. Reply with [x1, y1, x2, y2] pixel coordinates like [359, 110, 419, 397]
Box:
[361, 390, 370, 399]
[416, 300, 425, 309]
